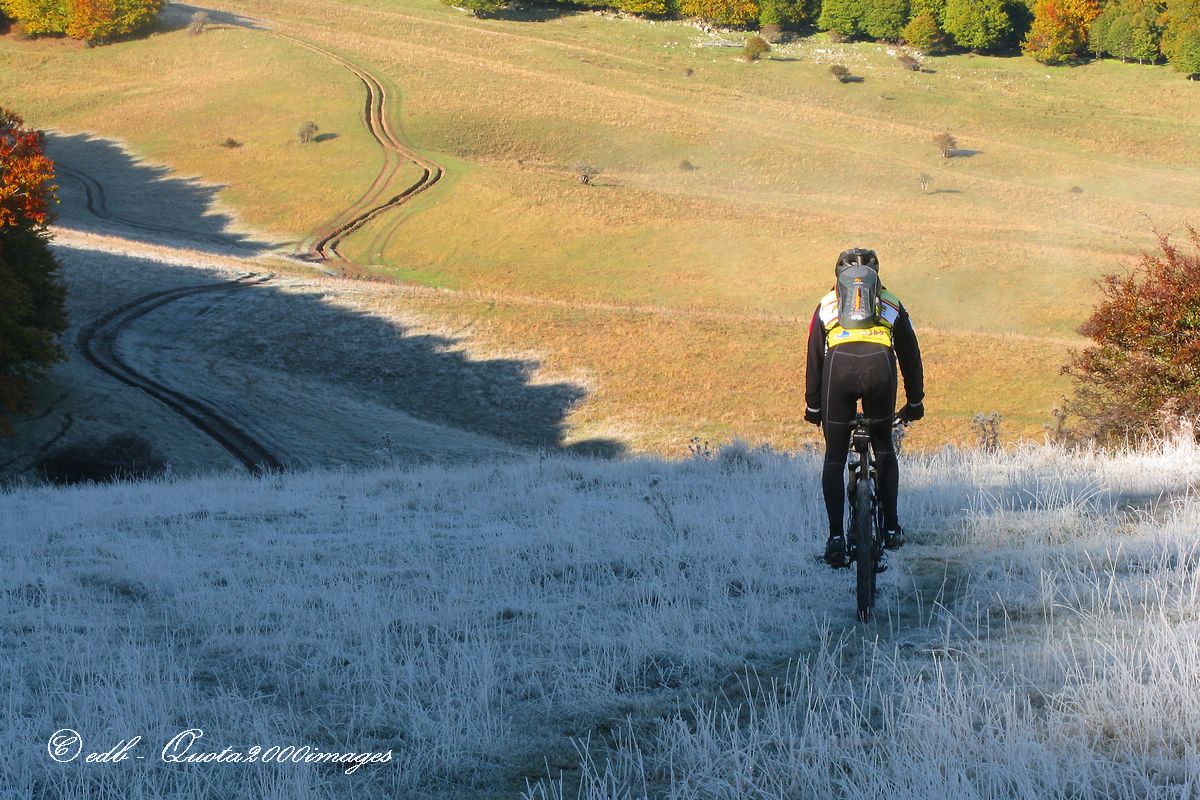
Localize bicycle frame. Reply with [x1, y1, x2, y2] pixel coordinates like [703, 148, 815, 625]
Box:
[845, 413, 886, 622]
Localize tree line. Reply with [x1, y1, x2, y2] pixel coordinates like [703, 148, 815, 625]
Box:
[452, 0, 1200, 76]
[1, 0, 163, 43]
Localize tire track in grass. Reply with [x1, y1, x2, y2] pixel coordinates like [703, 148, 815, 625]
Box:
[77, 275, 285, 474]
[55, 163, 257, 251]
[273, 33, 444, 265]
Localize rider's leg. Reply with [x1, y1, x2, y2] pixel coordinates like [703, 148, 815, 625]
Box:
[820, 349, 856, 539]
[862, 349, 901, 536]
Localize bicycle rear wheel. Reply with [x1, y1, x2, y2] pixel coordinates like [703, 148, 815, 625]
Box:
[853, 476, 876, 622]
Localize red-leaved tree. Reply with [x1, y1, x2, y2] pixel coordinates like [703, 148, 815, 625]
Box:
[1062, 228, 1200, 443]
[0, 108, 66, 433]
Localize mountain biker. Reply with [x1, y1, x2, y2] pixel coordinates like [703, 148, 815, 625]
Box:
[804, 248, 925, 568]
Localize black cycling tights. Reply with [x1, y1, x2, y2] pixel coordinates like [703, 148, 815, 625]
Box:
[820, 342, 899, 536]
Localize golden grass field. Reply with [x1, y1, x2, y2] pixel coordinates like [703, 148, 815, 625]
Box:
[3, 0, 1198, 453]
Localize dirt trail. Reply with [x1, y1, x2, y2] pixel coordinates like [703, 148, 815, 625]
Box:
[77, 274, 284, 474]
[273, 33, 445, 265]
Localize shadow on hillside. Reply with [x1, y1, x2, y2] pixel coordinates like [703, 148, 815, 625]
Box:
[492, 4, 585, 22]
[47, 132, 272, 255]
[159, 3, 269, 32]
[949, 149, 982, 158]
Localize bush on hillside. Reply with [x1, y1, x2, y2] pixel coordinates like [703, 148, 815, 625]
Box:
[933, 131, 956, 156]
[943, 0, 1014, 50]
[897, 52, 921, 68]
[0, 108, 66, 434]
[297, 121, 319, 144]
[829, 63, 852, 79]
[619, 0, 671, 15]
[903, 9, 949, 51]
[188, 9, 207, 35]
[36, 432, 167, 484]
[743, 33, 772, 59]
[1062, 229, 1200, 444]
[1023, 0, 1101, 64]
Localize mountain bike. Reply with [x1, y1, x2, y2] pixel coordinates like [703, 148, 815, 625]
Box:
[843, 413, 905, 622]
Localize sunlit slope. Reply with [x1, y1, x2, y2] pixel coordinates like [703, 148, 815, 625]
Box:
[3, 1, 1195, 448]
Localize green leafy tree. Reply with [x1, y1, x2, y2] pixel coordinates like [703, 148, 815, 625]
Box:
[619, 0, 671, 14]
[1162, 0, 1200, 73]
[1062, 229, 1200, 443]
[679, 0, 761, 25]
[1091, 0, 1164, 62]
[903, 9, 950, 49]
[818, 0, 866, 35]
[910, 0, 948, 23]
[758, 0, 800, 25]
[0, 0, 69, 34]
[944, 0, 1014, 49]
[864, 0, 910, 37]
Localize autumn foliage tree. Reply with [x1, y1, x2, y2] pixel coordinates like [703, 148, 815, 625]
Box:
[1062, 229, 1200, 443]
[0, 108, 67, 433]
[679, 0, 761, 26]
[0, 0, 162, 42]
[1022, 0, 1101, 63]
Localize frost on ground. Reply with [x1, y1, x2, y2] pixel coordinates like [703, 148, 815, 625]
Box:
[529, 435, 1200, 800]
[2, 437, 1198, 798]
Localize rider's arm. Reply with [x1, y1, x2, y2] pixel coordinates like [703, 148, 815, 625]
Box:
[893, 306, 925, 407]
[805, 306, 824, 415]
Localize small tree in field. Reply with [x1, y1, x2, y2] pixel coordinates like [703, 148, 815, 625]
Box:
[897, 53, 921, 69]
[442, 0, 508, 15]
[297, 121, 319, 144]
[743, 34, 772, 60]
[573, 163, 601, 185]
[0, 108, 67, 433]
[188, 10, 208, 35]
[829, 64, 852, 81]
[1062, 229, 1200, 443]
[918, 172, 933, 193]
[934, 131, 956, 157]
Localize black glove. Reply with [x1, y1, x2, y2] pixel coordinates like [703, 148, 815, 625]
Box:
[804, 406, 822, 426]
[897, 401, 924, 423]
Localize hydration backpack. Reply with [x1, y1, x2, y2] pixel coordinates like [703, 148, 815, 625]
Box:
[835, 263, 882, 330]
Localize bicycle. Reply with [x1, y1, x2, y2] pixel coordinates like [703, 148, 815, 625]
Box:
[840, 413, 906, 622]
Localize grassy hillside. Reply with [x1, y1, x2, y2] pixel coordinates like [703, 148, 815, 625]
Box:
[3, 438, 1198, 798]
[3, 1, 1197, 450]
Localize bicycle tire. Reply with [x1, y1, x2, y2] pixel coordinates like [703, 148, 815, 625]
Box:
[853, 474, 876, 622]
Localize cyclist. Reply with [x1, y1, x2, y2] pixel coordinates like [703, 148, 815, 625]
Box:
[804, 248, 925, 568]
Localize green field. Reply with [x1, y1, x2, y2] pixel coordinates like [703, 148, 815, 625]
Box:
[3, 0, 1197, 452]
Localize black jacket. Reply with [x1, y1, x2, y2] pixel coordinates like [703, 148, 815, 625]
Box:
[804, 296, 925, 411]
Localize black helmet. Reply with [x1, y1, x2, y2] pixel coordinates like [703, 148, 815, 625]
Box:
[835, 248, 879, 274]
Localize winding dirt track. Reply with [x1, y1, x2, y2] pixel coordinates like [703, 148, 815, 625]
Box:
[77, 275, 284, 474]
[275, 34, 445, 264]
[62, 34, 447, 473]
[55, 163, 255, 251]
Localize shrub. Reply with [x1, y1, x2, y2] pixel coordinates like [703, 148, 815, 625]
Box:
[297, 121, 319, 144]
[743, 33, 772, 59]
[619, 0, 670, 14]
[573, 163, 601, 185]
[829, 63, 852, 80]
[943, 0, 1014, 50]
[918, 172, 933, 192]
[1061, 228, 1200, 443]
[220, 137, 242, 149]
[36, 432, 167, 484]
[897, 52, 921, 68]
[188, 9, 206, 35]
[1023, 0, 1101, 64]
[970, 412, 1003, 452]
[933, 131, 956, 156]
[903, 10, 949, 52]
[679, 159, 697, 170]
[0, 108, 66, 433]
[759, 21, 784, 40]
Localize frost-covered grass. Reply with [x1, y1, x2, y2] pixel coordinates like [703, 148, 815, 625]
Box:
[527, 434, 1200, 799]
[3, 436, 1199, 798]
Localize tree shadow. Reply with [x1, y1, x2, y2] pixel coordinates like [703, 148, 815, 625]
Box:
[159, 3, 270, 33]
[837, 76, 866, 83]
[312, 132, 339, 143]
[950, 149, 982, 158]
[46, 132, 273, 255]
[928, 188, 963, 194]
[20, 132, 624, 470]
